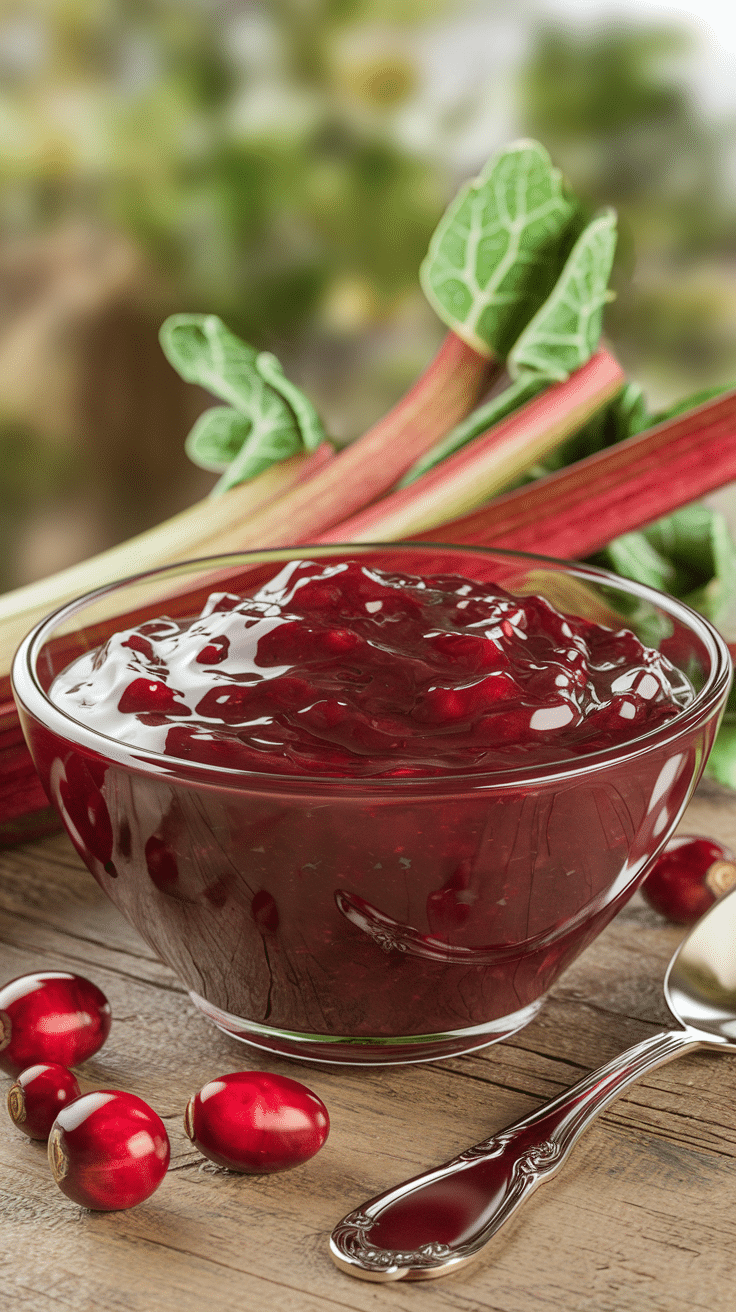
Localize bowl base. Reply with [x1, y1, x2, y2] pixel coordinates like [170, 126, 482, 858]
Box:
[188, 993, 545, 1065]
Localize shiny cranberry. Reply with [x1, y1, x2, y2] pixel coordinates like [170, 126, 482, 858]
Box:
[7, 1064, 81, 1140]
[641, 834, 736, 925]
[48, 1090, 170, 1210]
[184, 1071, 329, 1174]
[0, 972, 111, 1077]
[117, 677, 190, 716]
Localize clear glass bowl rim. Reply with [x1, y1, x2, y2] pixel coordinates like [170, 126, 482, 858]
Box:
[11, 541, 733, 796]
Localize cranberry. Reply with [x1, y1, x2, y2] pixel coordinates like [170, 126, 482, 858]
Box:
[641, 834, 736, 925]
[7, 1064, 81, 1140]
[48, 1090, 170, 1210]
[184, 1071, 329, 1173]
[117, 677, 190, 716]
[0, 972, 111, 1077]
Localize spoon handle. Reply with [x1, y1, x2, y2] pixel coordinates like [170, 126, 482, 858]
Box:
[330, 1026, 708, 1282]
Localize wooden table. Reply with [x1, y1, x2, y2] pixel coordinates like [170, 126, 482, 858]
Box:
[2, 783, 736, 1312]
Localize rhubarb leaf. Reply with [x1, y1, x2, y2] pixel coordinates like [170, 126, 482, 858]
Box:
[604, 532, 677, 595]
[420, 139, 579, 358]
[401, 210, 617, 484]
[183, 407, 254, 473]
[507, 209, 617, 381]
[254, 352, 325, 454]
[160, 314, 261, 407]
[160, 314, 326, 495]
[184, 402, 307, 496]
[703, 724, 736, 789]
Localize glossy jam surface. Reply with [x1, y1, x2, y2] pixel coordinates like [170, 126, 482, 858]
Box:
[51, 560, 691, 777]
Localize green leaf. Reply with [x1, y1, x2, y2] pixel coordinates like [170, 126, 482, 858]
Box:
[184, 404, 306, 491]
[159, 314, 328, 494]
[654, 504, 736, 629]
[506, 209, 617, 382]
[184, 407, 253, 472]
[401, 210, 618, 485]
[598, 503, 736, 631]
[159, 314, 260, 410]
[420, 139, 579, 358]
[498, 365, 736, 787]
[254, 353, 325, 452]
[652, 383, 735, 425]
[604, 531, 677, 594]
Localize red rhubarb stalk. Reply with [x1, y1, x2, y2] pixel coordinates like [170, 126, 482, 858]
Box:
[316, 350, 625, 544]
[198, 332, 498, 556]
[410, 385, 736, 557]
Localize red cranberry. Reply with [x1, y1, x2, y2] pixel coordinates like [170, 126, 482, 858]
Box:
[117, 677, 191, 716]
[0, 972, 111, 1077]
[48, 1090, 170, 1210]
[7, 1064, 81, 1140]
[641, 834, 736, 925]
[184, 1071, 329, 1174]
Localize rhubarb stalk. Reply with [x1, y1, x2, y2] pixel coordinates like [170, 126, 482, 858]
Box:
[316, 350, 625, 543]
[157, 331, 498, 561]
[409, 385, 736, 559]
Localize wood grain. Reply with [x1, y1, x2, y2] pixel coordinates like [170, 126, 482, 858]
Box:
[1, 783, 736, 1312]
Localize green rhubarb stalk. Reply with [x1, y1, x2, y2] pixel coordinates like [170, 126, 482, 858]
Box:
[407, 385, 736, 559]
[314, 211, 621, 543]
[173, 330, 498, 556]
[144, 142, 591, 558]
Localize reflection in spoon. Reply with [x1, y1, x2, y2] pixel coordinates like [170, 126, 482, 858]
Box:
[330, 885, 736, 1282]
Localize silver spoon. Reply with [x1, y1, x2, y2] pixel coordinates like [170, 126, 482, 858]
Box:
[330, 883, 736, 1282]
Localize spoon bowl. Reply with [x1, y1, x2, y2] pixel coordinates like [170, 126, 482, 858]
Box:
[666, 888, 736, 1040]
[331, 884, 736, 1282]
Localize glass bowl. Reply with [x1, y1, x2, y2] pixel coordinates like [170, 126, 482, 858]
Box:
[11, 544, 732, 1065]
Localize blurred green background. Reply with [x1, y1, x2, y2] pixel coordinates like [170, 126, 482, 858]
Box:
[2, 0, 736, 592]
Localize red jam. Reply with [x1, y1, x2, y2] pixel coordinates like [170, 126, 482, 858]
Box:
[51, 560, 690, 776]
[37, 557, 703, 1060]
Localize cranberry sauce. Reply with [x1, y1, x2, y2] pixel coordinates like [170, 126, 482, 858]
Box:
[29, 556, 711, 1057]
[51, 559, 691, 777]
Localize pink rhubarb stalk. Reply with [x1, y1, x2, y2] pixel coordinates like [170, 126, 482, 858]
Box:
[197, 332, 498, 554]
[410, 384, 736, 558]
[316, 351, 625, 544]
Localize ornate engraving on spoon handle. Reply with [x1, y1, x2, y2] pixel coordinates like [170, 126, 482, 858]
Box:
[330, 1027, 707, 1282]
